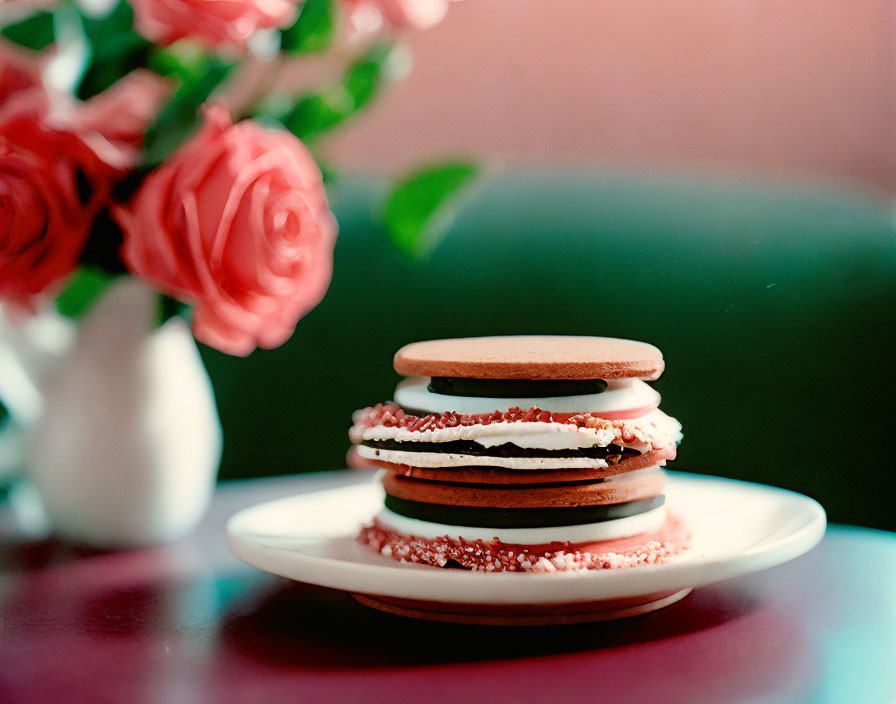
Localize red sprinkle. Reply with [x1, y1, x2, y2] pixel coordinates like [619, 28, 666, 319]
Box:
[358, 522, 688, 573]
[353, 402, 656, 435]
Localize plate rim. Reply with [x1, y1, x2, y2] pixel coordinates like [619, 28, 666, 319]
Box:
[226, 471, 827, 604]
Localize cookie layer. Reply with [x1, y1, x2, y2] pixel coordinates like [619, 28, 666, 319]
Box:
[393, 336, 664, 380]
[369, 446, 675, 484]
[357, 446, 616, 469]
[382, 467, 665, 508]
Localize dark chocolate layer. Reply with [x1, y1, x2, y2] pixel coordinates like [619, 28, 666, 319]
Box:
[383, 494, 665, 528]
[427, 377, 607, 398]
[362, 439, 640, 461]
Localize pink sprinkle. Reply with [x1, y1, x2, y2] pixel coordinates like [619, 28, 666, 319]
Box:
[357, 523, 689, 573]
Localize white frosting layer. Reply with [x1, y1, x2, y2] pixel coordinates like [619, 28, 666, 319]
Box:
[394, 376, 660, 415]
[357, 408, 681, 453]
[374, 504, 667, 544]
[358, 445, 613, 469]
[475, 429, 612, 450]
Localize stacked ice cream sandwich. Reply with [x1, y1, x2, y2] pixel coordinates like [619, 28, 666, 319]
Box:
[349, 336, 688, 573]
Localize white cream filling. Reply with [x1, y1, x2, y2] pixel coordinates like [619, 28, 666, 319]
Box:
[474, 430, 612, 450]
[358, 445, 613, 469]
[374, 504, 667, 544]
[357, 408, 681, 452]
[394, 376, 661, 415]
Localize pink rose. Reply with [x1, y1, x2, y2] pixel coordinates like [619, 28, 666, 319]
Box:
[342, 0, 452, 40]
[0, 110, 112, 307]
[131, 0, 296, 49]
[0, 43, 44, 106]
[378, 0, 451, 29]
[114, 104, 337, 356]
[0, 49, 150, 173]
[76, 69, 171, 153]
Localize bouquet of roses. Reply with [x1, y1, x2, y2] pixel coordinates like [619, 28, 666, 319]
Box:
[0, 0, 474, 357]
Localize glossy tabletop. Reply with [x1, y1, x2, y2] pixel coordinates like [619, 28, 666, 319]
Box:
[1, 471, 894, 704]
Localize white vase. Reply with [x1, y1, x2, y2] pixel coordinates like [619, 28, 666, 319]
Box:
[27, 279, 223, 548]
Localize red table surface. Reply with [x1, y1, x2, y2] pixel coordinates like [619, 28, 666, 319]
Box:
[1, 471, 894, 704]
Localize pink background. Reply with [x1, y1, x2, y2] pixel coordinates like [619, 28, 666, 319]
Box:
[323, 0, 896, 196]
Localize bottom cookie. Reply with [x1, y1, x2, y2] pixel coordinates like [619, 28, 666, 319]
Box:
[359, 513, 690, 573]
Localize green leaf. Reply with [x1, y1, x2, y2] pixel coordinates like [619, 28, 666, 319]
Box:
[344, 43, 390, 108]
[148, 43, 209, 83]
[77, 33, 151, 99]
[384, 162, 481, 257]
[157, 294, 190, 327]
[282, 44, 390, 141]
[318, 161, 338, 185]
[55, 268, 116, 320]
[141, 57, 235, 167]
[280, 0, 334, 55]
[76, 1, 151, 99]
[150, 40, 246, 87]
[1, 11, 55, 51]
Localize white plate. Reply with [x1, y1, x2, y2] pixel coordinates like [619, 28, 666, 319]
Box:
[226, 472, 826, 609]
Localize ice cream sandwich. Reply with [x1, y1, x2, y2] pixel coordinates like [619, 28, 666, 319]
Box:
[349, 336, 689, 573]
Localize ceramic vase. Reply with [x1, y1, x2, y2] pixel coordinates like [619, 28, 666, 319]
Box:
[27, 280, 222, 548]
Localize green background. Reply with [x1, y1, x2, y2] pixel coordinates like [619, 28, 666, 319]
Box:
[201, 171, 896, 531]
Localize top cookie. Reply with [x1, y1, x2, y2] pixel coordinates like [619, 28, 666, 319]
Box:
[393, 336, 664, 380]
